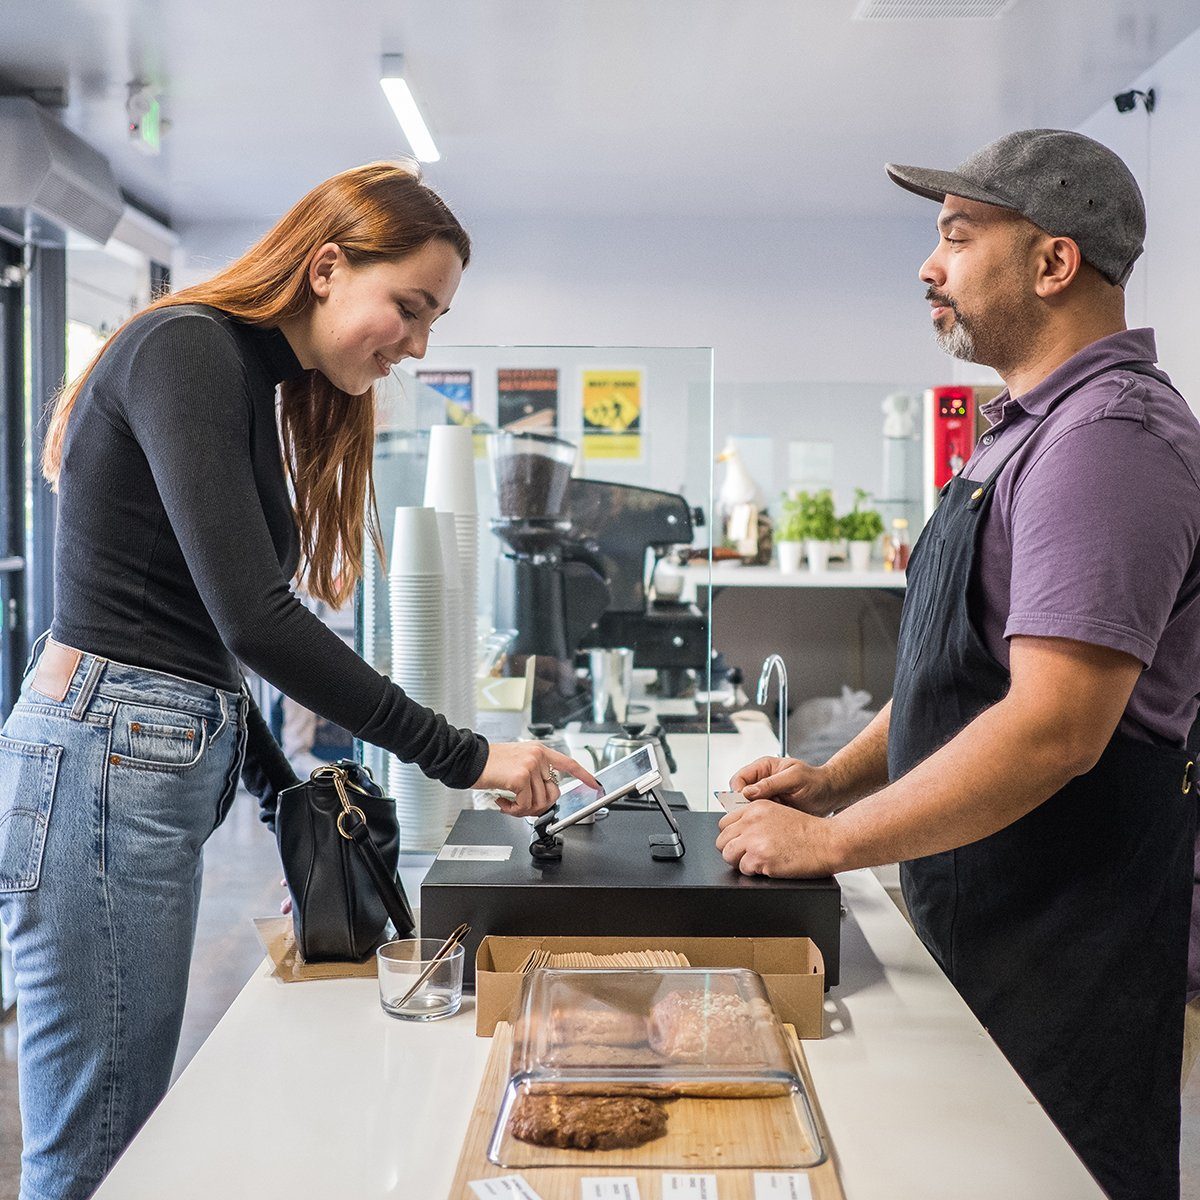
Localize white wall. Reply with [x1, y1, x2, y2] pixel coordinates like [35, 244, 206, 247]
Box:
[1076, 23, 1200, 411]
[177, 210, 951, 521]
[177, 212, 949, 387]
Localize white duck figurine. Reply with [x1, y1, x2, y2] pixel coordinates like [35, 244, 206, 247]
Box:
[716, 438, 765, 539]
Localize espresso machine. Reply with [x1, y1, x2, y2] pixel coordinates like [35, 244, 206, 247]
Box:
[488, 432, 708, 728]
[566, 477, 707, 696]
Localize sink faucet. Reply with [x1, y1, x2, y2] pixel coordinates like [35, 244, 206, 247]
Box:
[756, 654, 789, 758]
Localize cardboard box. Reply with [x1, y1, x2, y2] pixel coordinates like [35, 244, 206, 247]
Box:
[474, 934, 826, 1039]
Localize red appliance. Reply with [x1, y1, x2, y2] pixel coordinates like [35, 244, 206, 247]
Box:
[923, 386, 976, 519]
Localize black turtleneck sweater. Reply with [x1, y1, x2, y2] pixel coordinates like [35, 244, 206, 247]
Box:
[53, 304, 488, 801]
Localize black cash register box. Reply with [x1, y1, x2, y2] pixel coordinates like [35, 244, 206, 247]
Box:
[421, 810, 841, 989]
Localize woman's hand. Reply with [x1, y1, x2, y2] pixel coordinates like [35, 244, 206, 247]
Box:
[728, 755, 837, 817]
[474, 743, 601, 818]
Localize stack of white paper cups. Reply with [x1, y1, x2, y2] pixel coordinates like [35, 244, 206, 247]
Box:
[359, 547, 385, 787]
[423, 424, 480, 732]
[387, 506, 449, 850]
[361, 542, 381, 670]
[434, 511, 472, 824]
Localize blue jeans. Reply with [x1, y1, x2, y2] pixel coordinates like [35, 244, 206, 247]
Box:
[0, 641, 248, 1200]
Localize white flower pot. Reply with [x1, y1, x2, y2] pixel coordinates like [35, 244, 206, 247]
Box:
[806, 540, 832, 572]
[777, 540, 804, 573]
[848, 540, 873, 572]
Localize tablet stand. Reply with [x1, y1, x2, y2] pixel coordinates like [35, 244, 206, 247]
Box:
[529, 778, 686, 863]
[646, 784, 685, 860]
[528, 827, 564, 862]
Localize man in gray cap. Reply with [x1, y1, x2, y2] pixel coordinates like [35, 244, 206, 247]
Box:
[719, 130, 1199, 1200]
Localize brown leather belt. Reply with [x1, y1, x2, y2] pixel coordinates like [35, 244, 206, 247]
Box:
[30, 638, 84, 703]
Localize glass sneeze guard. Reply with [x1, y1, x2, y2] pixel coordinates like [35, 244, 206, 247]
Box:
[357, 345, 715, 851]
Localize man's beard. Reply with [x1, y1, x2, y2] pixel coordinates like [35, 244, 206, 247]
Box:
[934, 311, 977, 361]
[927, 287, 1044, 374]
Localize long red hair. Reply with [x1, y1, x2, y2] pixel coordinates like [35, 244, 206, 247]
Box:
[42, 160, 471, 608]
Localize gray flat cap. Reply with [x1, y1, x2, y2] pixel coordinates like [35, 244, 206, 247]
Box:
[886, 129, 1145, 286]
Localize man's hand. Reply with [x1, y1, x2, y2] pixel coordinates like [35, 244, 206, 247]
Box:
[715, 801, 841, 877]
[805, 637, 1143, 872]
[474, 743, 600, 819]
[729, 756, 837, 816]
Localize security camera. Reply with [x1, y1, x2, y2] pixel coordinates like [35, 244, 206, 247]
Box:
[1114, 88, 1155, 114]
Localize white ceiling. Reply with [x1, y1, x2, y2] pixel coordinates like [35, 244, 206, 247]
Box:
[2, 0, 1197, 229]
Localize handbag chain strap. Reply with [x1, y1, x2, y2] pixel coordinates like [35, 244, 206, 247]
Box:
[308, 762, 417, 937]
[311, 763, 369, 841]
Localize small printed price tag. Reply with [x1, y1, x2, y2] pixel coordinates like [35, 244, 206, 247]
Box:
[661, 1175, 719, 1198]
[753, 1174, 814, 1200]
[437, 844, 514, 862]
[468, 1175, 545, 1200]
[581, 1179, 641, 1200]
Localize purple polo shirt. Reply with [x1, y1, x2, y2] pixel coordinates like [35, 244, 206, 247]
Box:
[962, 328, 1200, 748]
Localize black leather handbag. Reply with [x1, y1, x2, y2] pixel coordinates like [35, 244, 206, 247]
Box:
[275, 760, 416, 962]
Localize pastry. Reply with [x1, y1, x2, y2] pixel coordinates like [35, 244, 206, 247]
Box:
[549, 1003, 648, 1047]
[545, 1042, 664, 1068]
[648, 990, 770, 1064]
[509, 1093, 669, 1150]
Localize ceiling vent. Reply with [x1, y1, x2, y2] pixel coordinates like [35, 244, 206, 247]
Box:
[0, 97, 124, 245]
[853, 0, 1019, 18]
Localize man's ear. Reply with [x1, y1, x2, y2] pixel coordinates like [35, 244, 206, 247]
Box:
[1035, 235, 1083, 298]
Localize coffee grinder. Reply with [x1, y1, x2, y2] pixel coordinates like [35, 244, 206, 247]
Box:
[488, 432, 710, 729]
[488, 432, 609, 724]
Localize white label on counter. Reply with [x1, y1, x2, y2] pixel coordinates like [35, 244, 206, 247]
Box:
[661, 1175, 719, 1198]
[438, 843, 514, 862]
[469, 1175, 544, 1200]
[581, 1179, 641, 1200]
[753, 1174, 814, 1200]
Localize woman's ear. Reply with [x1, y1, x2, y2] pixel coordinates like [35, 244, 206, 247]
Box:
[308, 243, 341, 299]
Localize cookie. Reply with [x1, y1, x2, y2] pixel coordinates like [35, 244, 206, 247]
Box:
[509, 1093, 669, 1150]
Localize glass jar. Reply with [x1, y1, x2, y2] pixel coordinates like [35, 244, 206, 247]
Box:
[885, 517, 910, 572]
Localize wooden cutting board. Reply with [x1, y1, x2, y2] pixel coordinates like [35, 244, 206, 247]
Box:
[448, 1023, 845, 1199]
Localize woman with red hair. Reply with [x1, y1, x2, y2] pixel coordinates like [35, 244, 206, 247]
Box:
[1, 161, 591, 1200]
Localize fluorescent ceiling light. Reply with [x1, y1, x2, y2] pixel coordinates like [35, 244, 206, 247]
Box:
[853, 0, 1018, 16]
[380, 54, 440, 163]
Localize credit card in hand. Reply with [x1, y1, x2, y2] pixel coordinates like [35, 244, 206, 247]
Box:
[713, 789, 748, 812]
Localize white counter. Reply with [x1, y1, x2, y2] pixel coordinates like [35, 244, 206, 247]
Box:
[682, 562, 907, 590]
[93, 716, 1101, 1200]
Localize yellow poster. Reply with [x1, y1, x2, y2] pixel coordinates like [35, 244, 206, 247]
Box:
[582, 369, 643, 459]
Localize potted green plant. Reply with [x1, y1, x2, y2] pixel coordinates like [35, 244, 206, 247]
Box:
[775, 492, 806, 572]
[839, 488, 885, 572]
[780, 489, 838, 571]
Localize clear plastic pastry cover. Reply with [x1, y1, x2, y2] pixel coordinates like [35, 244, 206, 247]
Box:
[487, 967, 826, 1169]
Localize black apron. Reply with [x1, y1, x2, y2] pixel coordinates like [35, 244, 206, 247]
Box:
[889, 364, 1198, 1200]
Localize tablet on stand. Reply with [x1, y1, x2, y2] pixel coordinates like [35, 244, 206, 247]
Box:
[529, 745, 685, 862]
